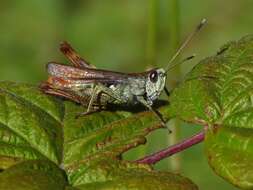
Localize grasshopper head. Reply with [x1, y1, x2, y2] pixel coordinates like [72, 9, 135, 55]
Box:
[145, 68, 166, 104]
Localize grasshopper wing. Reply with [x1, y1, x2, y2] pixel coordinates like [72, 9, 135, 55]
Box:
[46, 62, 128, 83]
[60, 41, 95, 68]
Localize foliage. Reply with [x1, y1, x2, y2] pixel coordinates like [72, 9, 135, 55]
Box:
[0, 35, 253, 189]
[0, 82, 195, 189]
[169, 35, 253, 189]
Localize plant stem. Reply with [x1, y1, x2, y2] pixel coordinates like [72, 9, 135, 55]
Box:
[136, 131, 205, 165]
[168, 0, 180, 55]
[167, 0, 181, 172]
[138, 0, 159, 159]
[146, 0, 159, 67]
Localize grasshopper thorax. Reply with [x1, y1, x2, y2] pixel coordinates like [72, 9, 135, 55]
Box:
[145, 68, 166, 104]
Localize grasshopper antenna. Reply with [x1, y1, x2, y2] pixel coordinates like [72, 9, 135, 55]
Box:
[165, 18, 207, 72]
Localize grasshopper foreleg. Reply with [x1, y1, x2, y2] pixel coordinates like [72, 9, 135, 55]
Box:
[164, 87, 170, 97]
[137, 97, 171, 132]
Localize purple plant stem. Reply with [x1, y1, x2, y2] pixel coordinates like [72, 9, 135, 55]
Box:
[136, 131, 205, 164]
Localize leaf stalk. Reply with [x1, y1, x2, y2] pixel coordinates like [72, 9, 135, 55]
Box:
[136, 131, 205, 164]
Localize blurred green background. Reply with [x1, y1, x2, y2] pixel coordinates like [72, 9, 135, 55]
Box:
[1, 0, 252, 189]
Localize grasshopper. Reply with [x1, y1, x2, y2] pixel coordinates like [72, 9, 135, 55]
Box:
[41, 19, 206, 126]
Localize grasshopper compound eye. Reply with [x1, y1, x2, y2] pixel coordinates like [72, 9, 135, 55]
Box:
[150, 70, 158, 83]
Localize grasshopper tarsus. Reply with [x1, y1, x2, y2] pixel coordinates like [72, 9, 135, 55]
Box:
[75, 109, 101, 119]
[167, 127, 172, 134]
[158, 119, 172, 133]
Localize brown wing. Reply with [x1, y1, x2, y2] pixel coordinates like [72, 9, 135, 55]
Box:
[46, 62, 130, 83]
[60, 41, 95, 68]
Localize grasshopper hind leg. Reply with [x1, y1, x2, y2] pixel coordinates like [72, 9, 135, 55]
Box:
[75, 86, 105, 118]
[75, 108, 102, 118]
[40, 82, 84, 104]
[40, 82, 103, 118]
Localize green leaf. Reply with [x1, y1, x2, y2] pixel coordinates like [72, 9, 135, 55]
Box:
[0, 82, 64, 167]
[0, 81, 197, 189]
[169, 35, 253, 189]
[70, 158, 197, 190]
[62, 101, 196, 189]
[0, 160, 67, 190]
